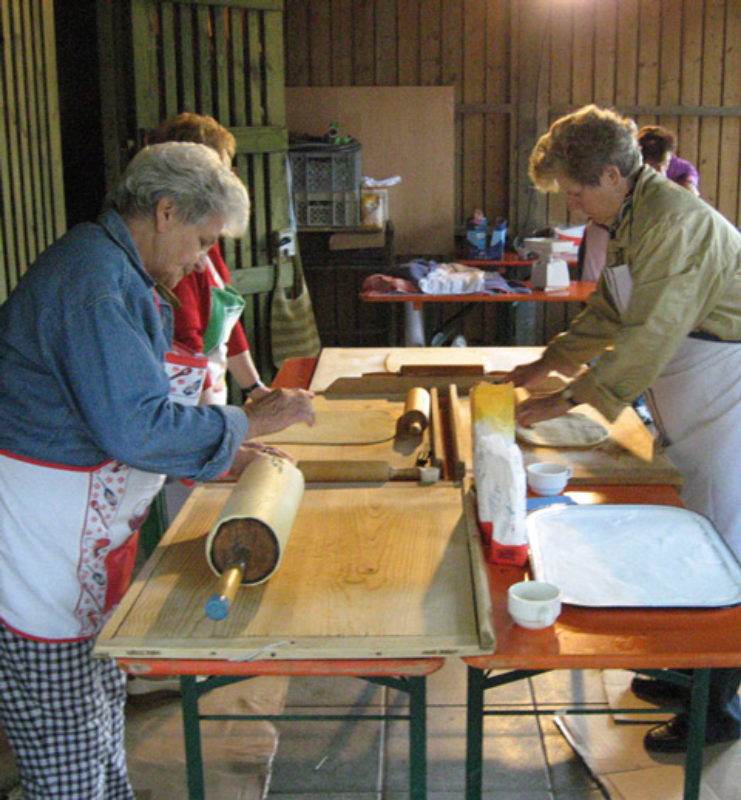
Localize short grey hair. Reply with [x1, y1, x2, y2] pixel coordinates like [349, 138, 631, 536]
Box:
[107, 141, 250, 237]
[529, 105, 642, 192]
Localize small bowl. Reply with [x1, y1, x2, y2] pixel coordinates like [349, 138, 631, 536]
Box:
[526, 462, 572, 496]
[507, 581, 562, 629]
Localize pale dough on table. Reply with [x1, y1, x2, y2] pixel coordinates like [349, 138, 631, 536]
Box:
[516, 412, 609, 448]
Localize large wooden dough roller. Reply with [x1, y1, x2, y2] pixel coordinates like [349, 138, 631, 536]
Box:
[396, 387, 431, 436]
[204, 455, 304, 620]
[298, 459, 439, 484]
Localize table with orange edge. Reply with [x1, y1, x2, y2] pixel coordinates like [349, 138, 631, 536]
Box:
[360, 279, 595, 346]
[113, 354, 454, 800]
[278, 356, 741, 800]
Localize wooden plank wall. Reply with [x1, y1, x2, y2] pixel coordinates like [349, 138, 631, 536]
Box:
[0, 0, 66, 301]
[285, 0, 741, 245]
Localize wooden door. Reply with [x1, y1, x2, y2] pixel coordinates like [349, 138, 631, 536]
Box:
[97, 0, 291, 375]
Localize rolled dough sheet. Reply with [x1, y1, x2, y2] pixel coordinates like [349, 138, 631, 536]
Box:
[516, 412, 609, 448]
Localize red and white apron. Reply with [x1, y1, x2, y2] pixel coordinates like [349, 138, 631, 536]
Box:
[0, 350, 207, 641]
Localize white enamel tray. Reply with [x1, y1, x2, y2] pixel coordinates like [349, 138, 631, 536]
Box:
[527, 504, 741, 608]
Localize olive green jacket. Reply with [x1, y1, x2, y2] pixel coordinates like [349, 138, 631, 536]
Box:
[543, 167, 741, 421]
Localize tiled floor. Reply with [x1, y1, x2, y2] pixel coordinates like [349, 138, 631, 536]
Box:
[265, 660, 609, 799]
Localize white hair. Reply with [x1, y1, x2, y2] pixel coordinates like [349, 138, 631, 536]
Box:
[107, 142, 250, 237]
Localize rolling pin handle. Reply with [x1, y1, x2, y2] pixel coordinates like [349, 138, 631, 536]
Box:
[204, 562, 245, 621]
[205, 593, 231, 621]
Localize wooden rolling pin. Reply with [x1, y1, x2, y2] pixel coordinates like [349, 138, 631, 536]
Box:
[396, 387, 431, 436]
[298, 459, 440, 484]
[205, 456, 304, 620]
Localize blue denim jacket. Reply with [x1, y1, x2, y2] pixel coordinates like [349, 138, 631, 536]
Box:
[0, 210, 248, 480]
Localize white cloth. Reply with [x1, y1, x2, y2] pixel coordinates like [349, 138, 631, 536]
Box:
[647, 336, 741, 558]
[418, 263, 486, 294]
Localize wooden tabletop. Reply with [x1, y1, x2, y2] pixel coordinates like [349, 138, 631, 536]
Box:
[276, 353, 741, 673]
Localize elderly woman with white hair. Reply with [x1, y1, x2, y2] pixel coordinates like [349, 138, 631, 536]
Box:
[0, 142, 314, 799]
[507, 105, 741, 755]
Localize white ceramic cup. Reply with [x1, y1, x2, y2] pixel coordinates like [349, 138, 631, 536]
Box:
[526, 462, 572, 496]
[507, 581, 562, 629]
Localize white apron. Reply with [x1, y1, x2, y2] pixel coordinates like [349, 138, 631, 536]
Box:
[0, 350, 207, 641]
[646, 337, 741, 559]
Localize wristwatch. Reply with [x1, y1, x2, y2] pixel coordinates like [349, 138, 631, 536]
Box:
[244, 379, 266, 395]
[561, 387, 579, 406]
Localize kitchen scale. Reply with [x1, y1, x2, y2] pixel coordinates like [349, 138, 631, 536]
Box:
[523, 237, 572, 289]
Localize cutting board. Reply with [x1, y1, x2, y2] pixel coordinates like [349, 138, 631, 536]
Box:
[95, 483, 493, 660]
[457, 392, 683, 487]
[257, 395, 428, 469]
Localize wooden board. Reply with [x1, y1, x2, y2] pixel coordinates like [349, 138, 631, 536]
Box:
[95, 483, 493, 660]
[310, 346, 546, 393]
[257, 395, 426, 468]
[457, 392, 683, 487]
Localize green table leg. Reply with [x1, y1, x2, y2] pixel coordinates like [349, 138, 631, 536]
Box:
[465, 666, 485, 800]
[684, 668, 710, 800]
[180, 676, 205, 800]
[407, 675, 427, 800]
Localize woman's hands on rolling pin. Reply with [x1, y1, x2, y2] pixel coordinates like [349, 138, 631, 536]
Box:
[242, 387, 315, 440]
[224, 441, 295, 479]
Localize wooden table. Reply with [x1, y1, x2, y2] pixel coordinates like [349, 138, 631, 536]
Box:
[278, 354, 739, 800]
[360, 280, 596, 346]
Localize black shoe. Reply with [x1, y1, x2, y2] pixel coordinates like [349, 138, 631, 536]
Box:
[644, 713, 740, 754]
[631, 675, 689, 707]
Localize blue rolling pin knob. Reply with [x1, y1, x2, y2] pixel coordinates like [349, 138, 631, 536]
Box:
[205, 594, 231, 621]
[204, 560, 246, 620]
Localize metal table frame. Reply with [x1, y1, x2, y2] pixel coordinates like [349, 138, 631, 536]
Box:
[464, 666, 710, 800]
[178, 671, 431, 800]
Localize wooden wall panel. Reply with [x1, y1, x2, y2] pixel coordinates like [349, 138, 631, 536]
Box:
[285, 0, 741, 245]
[0, 0, 66, 301]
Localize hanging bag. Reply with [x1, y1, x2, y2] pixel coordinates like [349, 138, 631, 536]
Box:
[270, 255, 321, 368]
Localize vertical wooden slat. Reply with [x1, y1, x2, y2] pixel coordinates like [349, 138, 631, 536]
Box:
[571, 2, 594, 107]
[0, 0, 16, 297]
[461, 0, 486, 220]
[593, 0, 617, 107]
[330, 0, 353, 85]
[353, 0, 375, 84]
[248, 8, 268, 261]
[213, 7, 229, 120]
[698, 0, 724, 210]
[180, 5, 197, 110]
[375, 0, 398, 85]
[398, 0, 420, 85]
[419, 0, 441, 86]
[636, 0, 660, 130]
[678, 0, 703, 176]
[546, 1, 570, 225]
[41, 0, 65, 243]
[10, 0, 34, 268]
[161, 3, 179, 116]
[309, 0, 332, 85]
[441, 0, 463, 225]
[718, 0, 740, 223]
[284, 0, 309, 85]
[484, 0, 509, 221]
[615, 0, 639, 109]
[197, 5, 213, 113]
[21, 0, 44, 260]
[131, 0, 161, 131]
